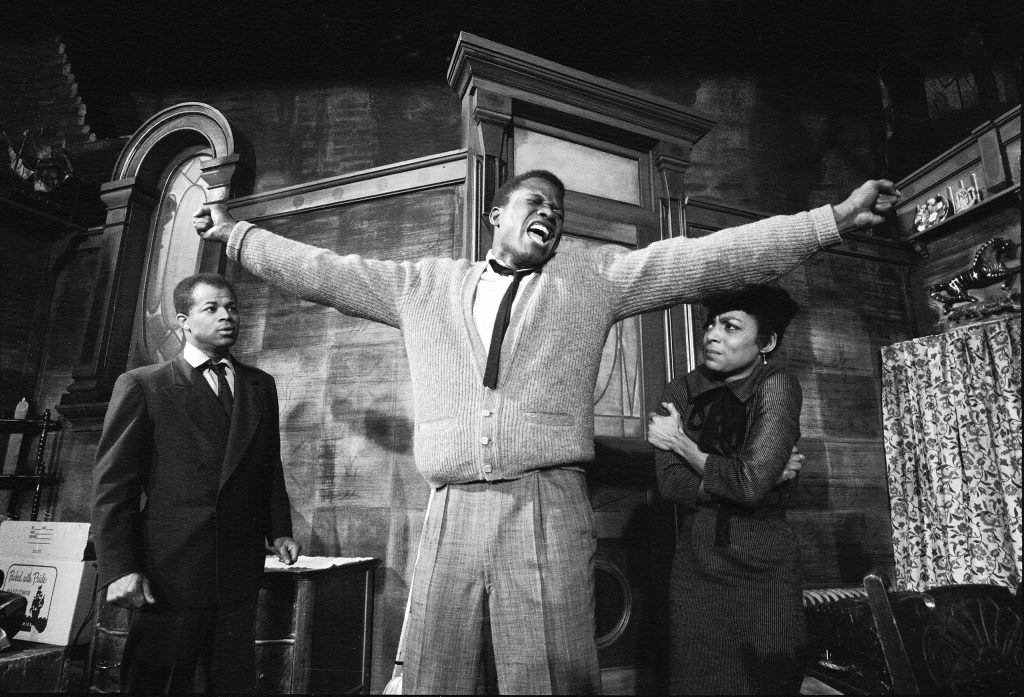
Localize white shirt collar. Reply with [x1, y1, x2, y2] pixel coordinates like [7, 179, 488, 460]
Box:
[182, 342, 233, 370]
[483, 250, 504, 278]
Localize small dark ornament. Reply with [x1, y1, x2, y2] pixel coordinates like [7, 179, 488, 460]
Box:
[929, 237, 1020, 315]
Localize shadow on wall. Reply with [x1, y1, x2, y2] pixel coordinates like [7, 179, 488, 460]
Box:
[588, 439, 675, 694]
[362, 408, 414, 454]
[307, 406, 417, 558]
[617, 502, 674, 695]
[307, 404, 419, 691]
[836, 513, 877, 584]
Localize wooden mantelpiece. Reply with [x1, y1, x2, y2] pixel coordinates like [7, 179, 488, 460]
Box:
[893, 105, 1021, 333]
[894, 105, 1021, 257]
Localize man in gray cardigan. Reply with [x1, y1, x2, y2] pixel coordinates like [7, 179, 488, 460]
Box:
[194, 171, 898, 694]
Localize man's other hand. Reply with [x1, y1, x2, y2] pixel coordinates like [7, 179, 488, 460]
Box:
[271, 537, 301, 565]
[832, 180, 901, 235]
[106, 572, 156, 609]
[192, 203, 237, 243]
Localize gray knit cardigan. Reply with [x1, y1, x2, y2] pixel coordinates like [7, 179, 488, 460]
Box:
[227, 206, 839, 486]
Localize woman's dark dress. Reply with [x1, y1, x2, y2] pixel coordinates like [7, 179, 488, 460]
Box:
[655, 361, 806, 695]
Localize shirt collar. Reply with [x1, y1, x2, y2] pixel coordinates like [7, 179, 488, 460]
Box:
[684, 360, 782, 403]
[483, 251, 541, 278]
[182, 342, 233, 370]
[482, 251, 508, 279]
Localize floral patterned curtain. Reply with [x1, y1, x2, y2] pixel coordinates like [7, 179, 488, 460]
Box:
[881, 316, 1021, 591]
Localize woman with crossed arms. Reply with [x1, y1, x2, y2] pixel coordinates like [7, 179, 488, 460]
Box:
[649, 285, 806, 694]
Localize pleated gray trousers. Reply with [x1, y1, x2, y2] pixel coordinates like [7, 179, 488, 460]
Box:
[403, 467, 602, 694]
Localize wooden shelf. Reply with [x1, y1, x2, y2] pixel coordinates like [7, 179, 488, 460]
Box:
[904, 183, 1021, 245]
[1, 409, 61, 519]
[0, 417, 62, 433]
[0, 474, 60, 489]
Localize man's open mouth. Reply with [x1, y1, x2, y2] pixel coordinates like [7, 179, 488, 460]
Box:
[527, 221, 553, 243]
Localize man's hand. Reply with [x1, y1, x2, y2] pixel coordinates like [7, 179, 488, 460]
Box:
[270, 536, 301, 565]
[192, 203, 238, 243]
[106, 572, 155, 609]
[775, 445, 805, 486]
[832, 180, 901, 235]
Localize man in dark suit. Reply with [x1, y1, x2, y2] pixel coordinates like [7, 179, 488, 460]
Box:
[92, 272, 299, 694]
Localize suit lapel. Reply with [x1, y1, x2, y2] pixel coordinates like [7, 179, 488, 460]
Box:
[166, 355, 229, 443]
[220, 361, 263, 489]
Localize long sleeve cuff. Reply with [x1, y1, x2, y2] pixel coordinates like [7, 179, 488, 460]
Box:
[810, 204, 841, 248]
[226, 220, 258, 261]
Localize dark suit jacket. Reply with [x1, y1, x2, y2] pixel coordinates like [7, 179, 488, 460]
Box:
[92, 354, 293, 610]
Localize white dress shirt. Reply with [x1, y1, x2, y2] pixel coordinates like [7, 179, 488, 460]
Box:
[182, 342, 235, 397]
[472, 251, 539, 350]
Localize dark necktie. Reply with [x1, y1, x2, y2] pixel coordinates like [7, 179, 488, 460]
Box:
[201, 360, 233, 415]
[483, 260, 537, 389]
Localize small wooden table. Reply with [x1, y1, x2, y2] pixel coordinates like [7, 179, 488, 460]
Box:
[256, 556, 379, 694]
[85, 556, 379, 694]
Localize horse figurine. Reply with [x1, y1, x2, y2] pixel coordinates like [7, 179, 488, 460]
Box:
[929, 237, 1020, 314]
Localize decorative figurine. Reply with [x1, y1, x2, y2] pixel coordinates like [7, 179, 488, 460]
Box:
[929, 237, 1020, 316]
[947, 173, 982, 214]
[913, 195, 950, 233]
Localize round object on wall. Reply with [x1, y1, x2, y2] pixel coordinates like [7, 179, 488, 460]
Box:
[913, 195, 950, 233]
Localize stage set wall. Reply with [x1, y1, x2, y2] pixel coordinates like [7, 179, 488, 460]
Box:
[2, 74, 913, 691]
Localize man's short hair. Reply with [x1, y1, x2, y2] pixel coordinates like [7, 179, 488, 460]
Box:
[490, 170, 566, 210]
[173, 273, 236, 315]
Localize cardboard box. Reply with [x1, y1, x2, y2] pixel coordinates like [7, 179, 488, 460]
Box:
[0, 521, 98, 646]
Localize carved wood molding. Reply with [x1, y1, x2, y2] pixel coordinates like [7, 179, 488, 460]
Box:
[447, 32, 715, 150]
[60, 103, 241, 410]
[227, 149, 468, 222]
[448, 32, 719, 420]
[112, 102, 235, 182]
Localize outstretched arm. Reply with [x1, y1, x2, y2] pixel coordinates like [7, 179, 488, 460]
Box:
[193, 204, 415, 328]
[604, 180, 901, 320]
[831, 179, 900, 235]
[193, 202, 237, 244]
